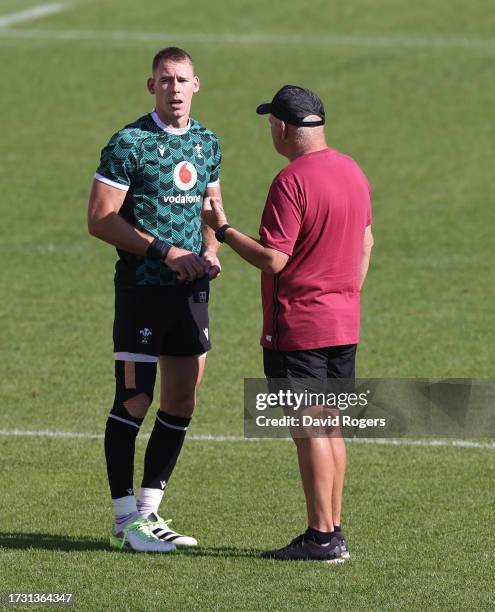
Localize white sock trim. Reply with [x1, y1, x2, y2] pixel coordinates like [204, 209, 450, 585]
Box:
[156, 413, 188, 431]
[112, 495, 138, 520]
[137, 487, 165, 516]
[108, 414, 140, 429]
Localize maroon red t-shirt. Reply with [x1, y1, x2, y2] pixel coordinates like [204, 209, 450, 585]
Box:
[259, 148, 372, 351]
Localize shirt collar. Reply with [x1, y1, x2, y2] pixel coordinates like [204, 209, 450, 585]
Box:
[151, 109, 191, 135]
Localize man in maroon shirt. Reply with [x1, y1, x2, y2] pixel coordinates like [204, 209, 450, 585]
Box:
[202, 85, 373, 562]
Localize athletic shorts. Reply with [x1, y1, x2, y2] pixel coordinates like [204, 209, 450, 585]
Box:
[113, 275, 211, 361]
[263, 344, 357, 395]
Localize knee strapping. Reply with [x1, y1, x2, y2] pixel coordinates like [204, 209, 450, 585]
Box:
[111, 360, 157, 421]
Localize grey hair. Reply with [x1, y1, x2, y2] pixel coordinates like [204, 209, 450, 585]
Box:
[292, 115, 325, 145]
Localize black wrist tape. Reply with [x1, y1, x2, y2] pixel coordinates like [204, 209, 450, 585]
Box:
[146, 238, 172, 261]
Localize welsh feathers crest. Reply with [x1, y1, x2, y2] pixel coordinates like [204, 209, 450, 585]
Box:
[140, 328, 152, 344]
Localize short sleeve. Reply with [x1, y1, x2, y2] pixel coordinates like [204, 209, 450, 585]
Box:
[259, 178, 302, 257]
[95, 130, 139, 192]
[207, 139, 222, 187]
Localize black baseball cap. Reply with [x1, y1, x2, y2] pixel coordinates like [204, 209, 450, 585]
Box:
[256, 85, 325, 127]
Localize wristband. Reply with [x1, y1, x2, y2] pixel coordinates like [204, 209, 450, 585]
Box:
[146, 238, 172, 261]
[215, 224, 232, 243]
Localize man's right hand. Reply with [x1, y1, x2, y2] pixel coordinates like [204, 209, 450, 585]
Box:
[165, 246, 210, 282]
[201, 196, 228, 232]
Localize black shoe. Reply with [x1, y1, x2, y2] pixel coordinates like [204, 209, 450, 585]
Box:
[261, 533, 344, 563]
[336, 532, 350, 560]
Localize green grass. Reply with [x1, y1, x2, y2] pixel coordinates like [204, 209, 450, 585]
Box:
[1, 437, 494, 611]
[0, 0, 494, 609]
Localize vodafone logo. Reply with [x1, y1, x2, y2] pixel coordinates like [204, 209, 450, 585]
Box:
[173, 161, 197, 191]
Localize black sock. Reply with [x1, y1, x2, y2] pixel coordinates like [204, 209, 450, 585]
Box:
[334, 525, 342, 532]
[306, 526, 335, 545]
[104, 411, 143, 499]
[141, 411, 191, 490]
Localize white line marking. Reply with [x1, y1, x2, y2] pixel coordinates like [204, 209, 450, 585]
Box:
[0, 3, 65, 28]
[0, 428, 103, 439]
[0, 428, 494, 449]
[0, 28, 494, 51]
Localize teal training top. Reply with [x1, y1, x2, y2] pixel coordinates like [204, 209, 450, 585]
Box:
[95, 110, 221, 287]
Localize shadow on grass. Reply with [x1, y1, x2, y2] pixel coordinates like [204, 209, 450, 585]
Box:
[0, 533, 263, 558]
[176, 546, 263, 559]
[0, 532, 106, 551]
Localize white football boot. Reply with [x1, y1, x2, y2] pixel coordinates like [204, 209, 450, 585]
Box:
[110, 516, 176, 553]
[146, 513, 198, 547]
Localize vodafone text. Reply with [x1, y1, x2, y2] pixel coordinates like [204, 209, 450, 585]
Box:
[163, 194, 201, 204]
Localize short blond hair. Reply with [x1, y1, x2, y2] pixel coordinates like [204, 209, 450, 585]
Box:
[152, 47, 194, 73]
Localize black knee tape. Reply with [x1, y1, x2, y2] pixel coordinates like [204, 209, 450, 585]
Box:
[111, 360, 157, 421]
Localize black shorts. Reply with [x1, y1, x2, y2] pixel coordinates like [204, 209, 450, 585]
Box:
[263, 344, 357, 395]
[113, 276, 211, 359]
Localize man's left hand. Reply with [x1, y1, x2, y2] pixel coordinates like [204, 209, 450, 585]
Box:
[202, 197, 228, 232]
[202, 250, 222, 280]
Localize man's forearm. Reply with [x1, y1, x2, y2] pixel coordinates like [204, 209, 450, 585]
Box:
[359, 226, 374, 290]
[88, 210, 153, 256]
[201, 195, 288, 273]
[202, 224, 220, 255]
[360, 248, 372, 289]
[223, 228, 277, 272]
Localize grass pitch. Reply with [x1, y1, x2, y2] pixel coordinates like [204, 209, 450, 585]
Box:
[0, 0, 494, 610]
[1, 437, 494, 611]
